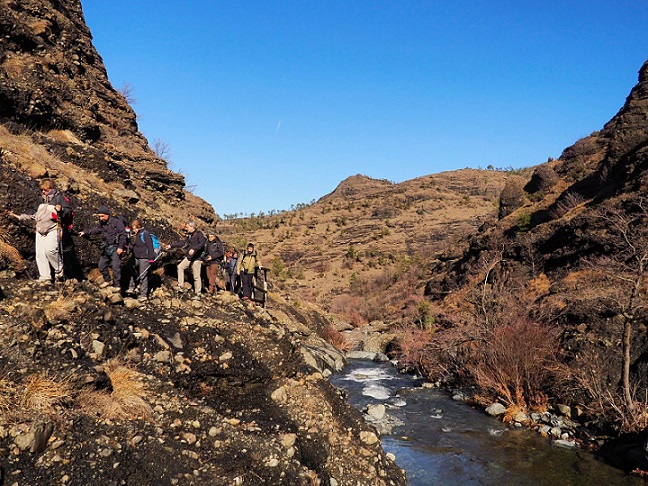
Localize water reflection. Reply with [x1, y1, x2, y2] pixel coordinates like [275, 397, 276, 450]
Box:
[331, 360, 642, 486]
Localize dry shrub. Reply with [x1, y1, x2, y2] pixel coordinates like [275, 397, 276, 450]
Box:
[20, 372, 73, 418]
[0, 232, 25, 271]
[467, 319, 558, 410]
[321, 325, 353, 352]
[78, 358, 151, 420]
[44, 294, 76, 323]
[566, 347, 648, 433]
[526, 273, 551, 300]
[396, 327, 435, 373]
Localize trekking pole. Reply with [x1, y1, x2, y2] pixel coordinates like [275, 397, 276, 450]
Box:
[134, 251, 165, 290]
[56, 212, 64, 280]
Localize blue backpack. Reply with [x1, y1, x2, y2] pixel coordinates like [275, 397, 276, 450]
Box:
[141, 230, 162, 258]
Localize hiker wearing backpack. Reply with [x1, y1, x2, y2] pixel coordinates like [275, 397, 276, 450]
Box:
[7, 178, 72, 284]
[236, 243, 262, 301]
[203, 230, 225, 294]
[127, 219, 156, 301]
[78, 206, 128, 290]
[164, 221, 206, 299]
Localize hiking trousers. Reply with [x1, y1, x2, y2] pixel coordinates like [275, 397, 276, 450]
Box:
[129, 258, 150, 297]
[241, 272, 253, 299]
[35, 230, 62, 280]
[205, 263, 222, 292]
[99, 251, 122, 287]
[178, 257, 202, 294]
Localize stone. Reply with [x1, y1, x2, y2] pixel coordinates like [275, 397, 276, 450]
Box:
[92, 340, 105, 358]
[153, 350, 172, 363]
[555, 404, 571, 418]
[359, 431, 378, 445]
[485, 403, 507, 417]
[366, 404, 386, 420]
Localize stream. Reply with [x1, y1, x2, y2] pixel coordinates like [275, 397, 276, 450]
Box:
[330, 359, 643, 486]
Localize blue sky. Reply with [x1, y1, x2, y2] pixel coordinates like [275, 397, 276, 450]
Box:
[81, 1, 647, 217]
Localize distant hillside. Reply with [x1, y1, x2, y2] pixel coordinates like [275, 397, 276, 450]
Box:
[220, 168, 524, 325]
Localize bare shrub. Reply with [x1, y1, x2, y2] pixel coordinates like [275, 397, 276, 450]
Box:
[467, 318, 559, 410]
[117, 82, 136, 104]
[321, 325, 353, 352]
[395, 326, 435, 373]
[551, 191, 586, 218]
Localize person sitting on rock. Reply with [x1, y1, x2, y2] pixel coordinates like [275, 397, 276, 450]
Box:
[78, 206, 127, 290]
[7, 178, 72, 284]
[203, 230, 225, 294]
[127, 219, 155, 301]
[164, 221, 206, 298]
[236, 243, 261, 301]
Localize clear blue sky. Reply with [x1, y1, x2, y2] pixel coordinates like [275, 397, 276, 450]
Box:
[81, 1, 647, 217]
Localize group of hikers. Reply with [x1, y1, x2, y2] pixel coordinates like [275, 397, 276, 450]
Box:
[7, 179, 263, 303]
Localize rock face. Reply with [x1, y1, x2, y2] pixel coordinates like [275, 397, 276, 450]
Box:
[0, 0, 215, 259]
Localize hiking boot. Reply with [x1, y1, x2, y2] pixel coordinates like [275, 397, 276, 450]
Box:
[191, 294, 201, 301]
[137, 295, 148, 302]
[36, 279, 52, 286]
[175, 286, 186, 293]
[126, 287, 136, 296]
[99, 281, 111, 289]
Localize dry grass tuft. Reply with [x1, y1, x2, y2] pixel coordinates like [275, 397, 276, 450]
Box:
[78, 358, 151, 420]
[44, 294, 76, 323]
[0, 230, 25, 271]
[20, 372, 73, 418]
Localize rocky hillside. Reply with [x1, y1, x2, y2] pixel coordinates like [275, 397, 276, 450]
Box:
[0, 1, 407, 484]
[414, 60, 648, 462]
[220, 168, 521, 326]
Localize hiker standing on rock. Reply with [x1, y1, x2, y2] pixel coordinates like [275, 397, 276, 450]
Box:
[127, 219, 155, 301]
[237, 243, 261, 301]
[203, 230, 225, 294]
[7, 178, 72, 284]
[78, 206, 127, 290]
[164, 221, 206, 299]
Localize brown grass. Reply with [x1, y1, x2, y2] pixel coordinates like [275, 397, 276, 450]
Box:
[78, 358, 151, 420]
[0, 231, 25, 271]
[20, 372, 73, 418]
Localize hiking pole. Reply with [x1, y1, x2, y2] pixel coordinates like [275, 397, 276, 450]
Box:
[56, 209, 65, 281]
[133, 251, 165, 291]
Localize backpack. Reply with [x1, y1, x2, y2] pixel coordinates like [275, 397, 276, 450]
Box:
[141, 230, 162, 258]
[59, 194, 74, 231]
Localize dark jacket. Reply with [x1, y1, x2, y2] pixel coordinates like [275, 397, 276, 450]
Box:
[203, 237, 225, 266]
[170, 230, 206, 261]
[84, 216, 128, 251]
[132, 229, 155, 260]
